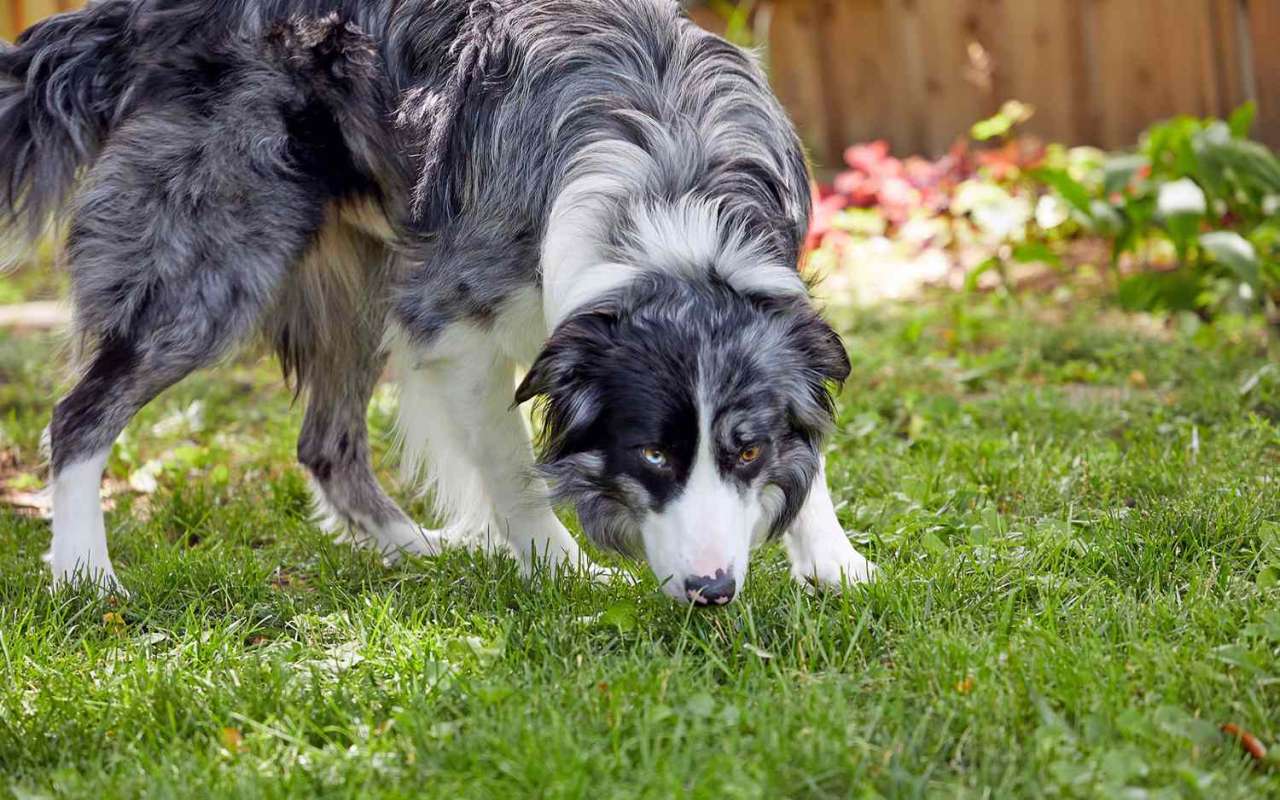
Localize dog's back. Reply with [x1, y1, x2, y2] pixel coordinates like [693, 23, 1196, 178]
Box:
[0, 0, 406, 245]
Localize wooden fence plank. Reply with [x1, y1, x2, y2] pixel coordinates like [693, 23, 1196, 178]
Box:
[1090, 0, 1215, 146]
[1207, 0, 1248, 111]
[19, 0, 64, 27]
[806, 0, 926, 160]
[767, 0, 837, 162]
[2, 0, 21, 41]
[985, 0, 1088, 144]
[910, 0, 1002, 153]
[1245, 0, 1280, 141]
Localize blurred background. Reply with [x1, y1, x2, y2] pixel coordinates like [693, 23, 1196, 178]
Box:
[683, 0, 1280, 312]
[687, 0, 1280, 160]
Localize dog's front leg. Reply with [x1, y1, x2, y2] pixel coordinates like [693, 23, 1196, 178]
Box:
[394, 326, 608, 580]
[784, 460, 878, 590]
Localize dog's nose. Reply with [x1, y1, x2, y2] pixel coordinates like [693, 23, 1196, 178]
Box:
[684, 570, 736, 605]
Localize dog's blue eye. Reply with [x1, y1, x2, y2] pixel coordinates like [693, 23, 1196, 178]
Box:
[640, 447, 668, 467]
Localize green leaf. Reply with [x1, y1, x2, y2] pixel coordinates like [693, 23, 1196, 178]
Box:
[1153, 705, 1220, 746]
[1116, 270, 1203, 313]
[1012, 242, 1060, 266]
[972, 115, 1013, 142]
[1143, 116, 1202, 177]
[1260, 520, 1280, 556]
[1088, 200, 1125, 237]
[1200, 231, 1261, 289]
[1229, 101, 1257, 139]
[964, 256, 1003, 292]
[971, 100, 1035, 141]
[600, 601, 637, 632]
[1194, 134, 1280, 196]
[1164, 213, 1200, 258]
[1103, 154, 1148, 196]
[921, 530, 947, 556]
[1032, 167, 1093, 216]
[1257, 565, 1279, 591]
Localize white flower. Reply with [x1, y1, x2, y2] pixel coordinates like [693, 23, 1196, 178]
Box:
[953, 180, 1032, 242]
[1035, 194, 1069, 230]
[1157, 178, 1207, 218]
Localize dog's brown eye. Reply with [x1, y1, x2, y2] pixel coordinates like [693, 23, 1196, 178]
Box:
[640, 447, 668, 468]
[738, 445, 762, 464]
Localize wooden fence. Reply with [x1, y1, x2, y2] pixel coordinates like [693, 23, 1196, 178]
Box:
[5, 0, 1279, 165]
[692, 0, 1280, 165]
[2, 0, 74, 41]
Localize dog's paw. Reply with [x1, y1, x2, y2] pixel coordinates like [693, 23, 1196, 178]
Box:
[579, 560, 627, 585]
[513, 548, 623, 584]
[48, 559, 128, 598]
[376, 523, 448, 565]
[788, 544, 878, 593]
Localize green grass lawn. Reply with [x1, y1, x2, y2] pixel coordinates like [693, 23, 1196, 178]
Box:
[1, 285, 1279, 798]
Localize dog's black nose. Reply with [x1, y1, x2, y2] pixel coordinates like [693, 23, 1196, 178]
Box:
[685, 570, 736, 605]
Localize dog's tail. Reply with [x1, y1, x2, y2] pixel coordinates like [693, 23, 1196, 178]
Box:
[0, 1, 139, 248]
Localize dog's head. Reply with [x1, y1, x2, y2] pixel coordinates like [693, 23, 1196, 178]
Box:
[515, 276, 849, 604]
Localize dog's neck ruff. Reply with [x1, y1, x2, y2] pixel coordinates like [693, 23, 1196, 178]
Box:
[540, 140, 808, 329]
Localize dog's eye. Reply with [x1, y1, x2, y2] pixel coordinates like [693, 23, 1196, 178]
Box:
[640, 447, 668, 468]
[738, 445, 762, 464]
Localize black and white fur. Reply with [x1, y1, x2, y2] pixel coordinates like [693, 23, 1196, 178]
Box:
[1, 0, 875, 604]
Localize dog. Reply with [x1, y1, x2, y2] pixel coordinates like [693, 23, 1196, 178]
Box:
[0, 0, 876, 605]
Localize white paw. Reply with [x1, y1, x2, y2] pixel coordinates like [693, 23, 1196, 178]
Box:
[375, 523, 448, 565]
[578, 560, 626, 585]
[788, 543, 878, 592]
[333, 517, 450, 564]
[48, 558, 127, 597]
[512, 546, 622, 584]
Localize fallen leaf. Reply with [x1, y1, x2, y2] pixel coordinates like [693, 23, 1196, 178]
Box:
[1221, 723, 1268, 762]
[220, 727, 244, 753]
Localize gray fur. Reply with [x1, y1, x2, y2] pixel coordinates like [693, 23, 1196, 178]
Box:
[392, 0, 811, 341]
[1, 0, 839, 574]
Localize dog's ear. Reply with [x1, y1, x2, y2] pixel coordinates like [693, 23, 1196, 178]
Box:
[781, 310, 850, 436]
[796, 312, 851, 385]
[514, 310, 616, 405]
[514, 345, 563, 405]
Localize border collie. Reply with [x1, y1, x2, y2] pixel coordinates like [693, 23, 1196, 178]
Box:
[0, 0, 876, 605]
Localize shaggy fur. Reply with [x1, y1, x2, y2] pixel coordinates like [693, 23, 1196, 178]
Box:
[1, 0, 875, 603]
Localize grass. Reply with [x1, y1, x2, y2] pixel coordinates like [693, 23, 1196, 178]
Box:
[2, 274, 1279, 798]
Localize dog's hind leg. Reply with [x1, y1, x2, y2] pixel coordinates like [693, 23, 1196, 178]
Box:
[47, 296, 286, 592]
[282, 220, 443, 561]
[297, 353, 443, 561]
[46, 108, 326, 591]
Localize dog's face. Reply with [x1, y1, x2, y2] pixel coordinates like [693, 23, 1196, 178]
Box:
[516, 279, 849, 604]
